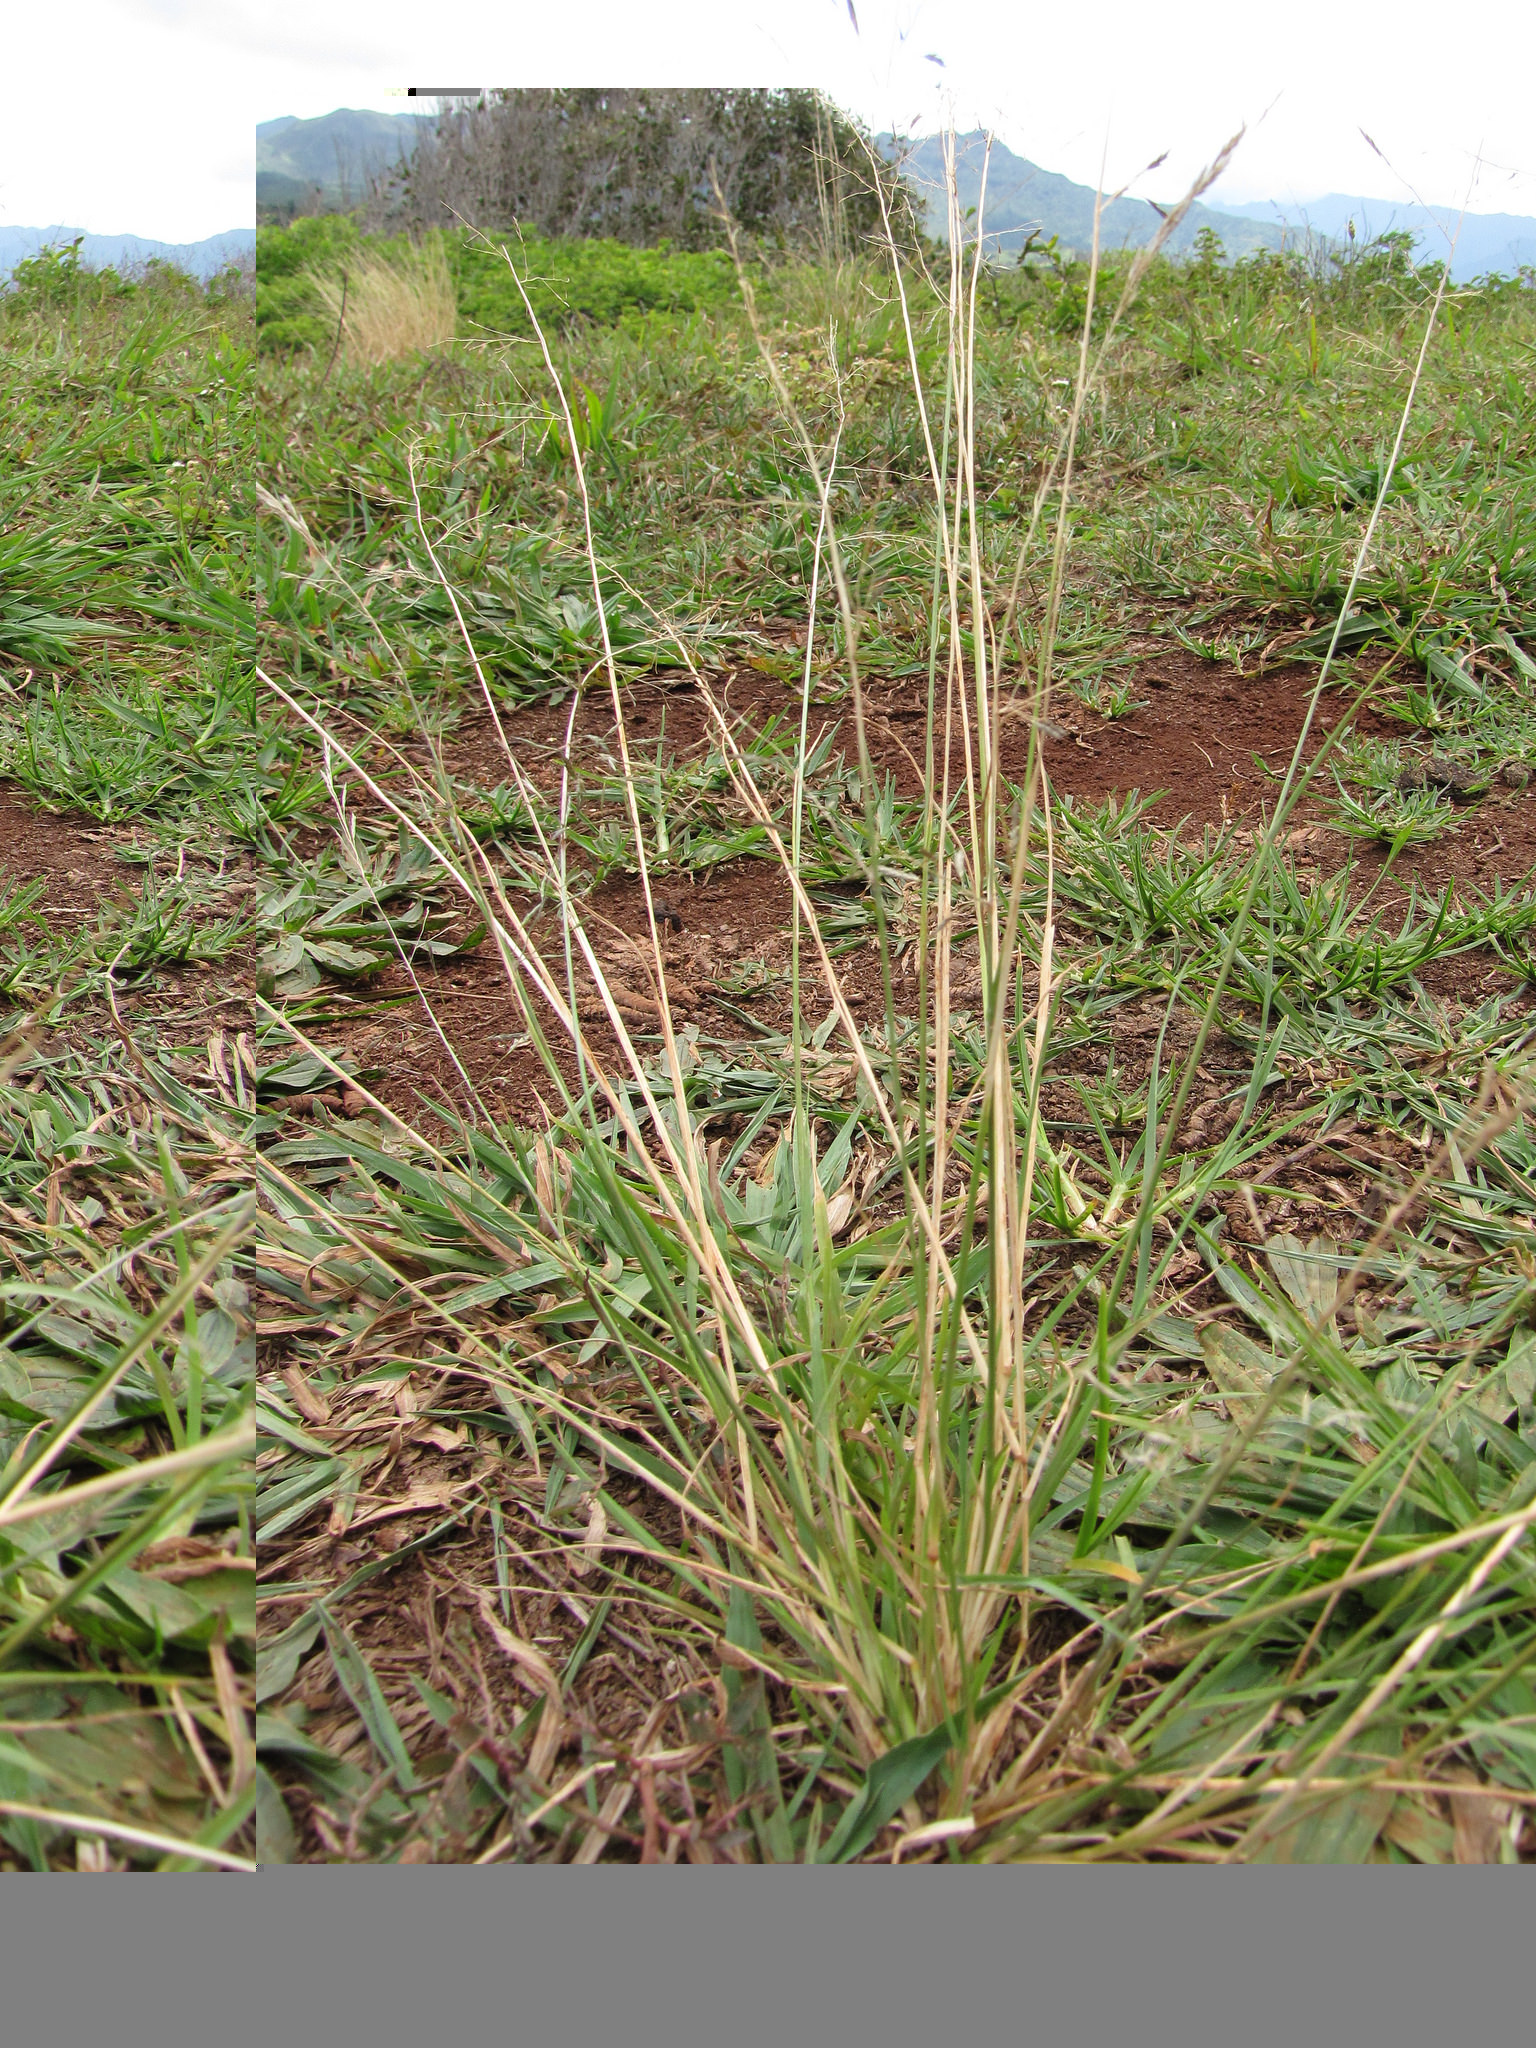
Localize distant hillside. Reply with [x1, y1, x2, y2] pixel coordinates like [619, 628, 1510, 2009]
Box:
[255, 110, 1286, 257]
[888, 133, 1287, 260]
[0, 226, 255, 281]
[1218, 194, 1536, 283]
[250, 107, 1536, 285]
[258, 110, 429, 218]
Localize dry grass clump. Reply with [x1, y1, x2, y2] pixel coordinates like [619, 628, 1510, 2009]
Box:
[308, 235, 456, 366]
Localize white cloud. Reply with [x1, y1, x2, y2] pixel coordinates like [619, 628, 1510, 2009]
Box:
[845, 1, 1536, 219]
[3, 1, 1533, 244]
[4, 3, 254, 239]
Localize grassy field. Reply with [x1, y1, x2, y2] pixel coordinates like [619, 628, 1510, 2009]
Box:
[2, 190, 1535, 1866]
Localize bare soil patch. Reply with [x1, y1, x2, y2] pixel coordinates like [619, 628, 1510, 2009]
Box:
[0, 781, 139, 920]
[11, 644, 1535, 1128]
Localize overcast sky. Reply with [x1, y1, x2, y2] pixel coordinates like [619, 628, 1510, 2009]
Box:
[5, 0, 1534, 242]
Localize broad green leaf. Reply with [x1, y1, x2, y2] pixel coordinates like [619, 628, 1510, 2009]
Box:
[1383, 1796, 1455, 1864]
[1250, 1726, 1400, 1863]
[1200, 1325, 1276, 1420]
[821, 1724, 955, 1864]
[103, 1563, 254, 1645]
[257, 1607, 323, 1703]
[319, 1606, 419, 1792]
[1265, 1233, 1340, 1329]
[255, 1766, 299, 1864]
[305, 938, 384, 976]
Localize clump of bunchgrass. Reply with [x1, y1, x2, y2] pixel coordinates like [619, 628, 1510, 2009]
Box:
[255, 129, 1536, 1862]
[308, 235, 457, 369]
[1327, 775, 1458, 851]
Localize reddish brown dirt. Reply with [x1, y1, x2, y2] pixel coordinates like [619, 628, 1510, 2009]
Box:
[378, 637, 1536, 875]
[405, 641, 1346, 828]
[0, 782, 141, 921]
[1036, 651, 1353, 826]
[307, 856, 801, 1126]
[8, 644, 1536, 1122]
[401, 643, 1532, 1104]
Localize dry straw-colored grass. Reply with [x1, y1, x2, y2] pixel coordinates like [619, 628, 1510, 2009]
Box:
[308, 235, 457, 367]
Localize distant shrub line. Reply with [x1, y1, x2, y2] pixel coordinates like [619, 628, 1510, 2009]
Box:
[1, 238, 249, 317]
[255, 219, 741, 356]
[255, 213, 1536, 363]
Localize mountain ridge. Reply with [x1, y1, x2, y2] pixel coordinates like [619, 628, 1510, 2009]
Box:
[891, 135, 1536, 280]
[1217, 192, 1536, 280]
[0, 226, 255, 282]
[258, 109, 428, 217]
[886, 132, 1287, 261]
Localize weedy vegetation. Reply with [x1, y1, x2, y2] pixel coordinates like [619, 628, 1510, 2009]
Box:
[2, 125, 1535, 1867]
